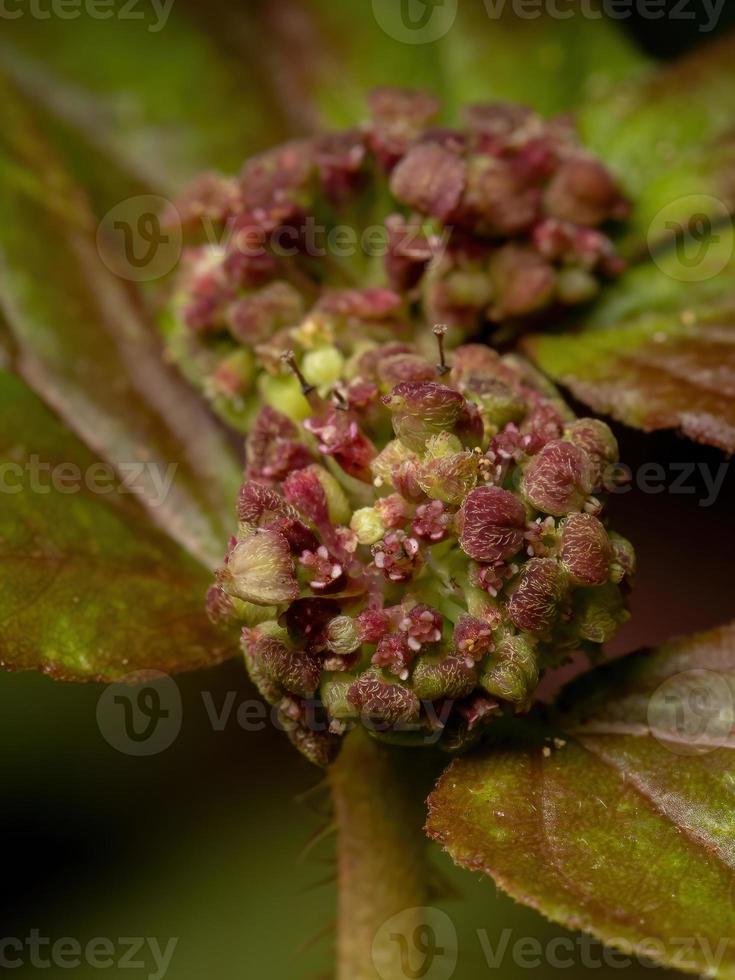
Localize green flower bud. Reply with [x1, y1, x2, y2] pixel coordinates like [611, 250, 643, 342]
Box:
[320, 673, 357, 721]
[410, 653, 477, 701]
[479, 633, 539, 704]
[302, 346, 345, 389]
[326, 616, 361, 656]
[350, 506, 387, 545]
[221, 529, 299, 606]
[573, 583, 630, 644]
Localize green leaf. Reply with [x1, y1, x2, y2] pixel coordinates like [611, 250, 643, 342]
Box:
[0, 369, 235, 681]
[524, 249, 735, 452]
[0, 78, 242, 568]
[579, 33, 735, 255]
[427, 620, 735, 978]
[253, 0, 646, 128]
[0, 0, 286, 194]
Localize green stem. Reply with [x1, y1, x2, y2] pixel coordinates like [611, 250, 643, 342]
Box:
[329, 728, 433, 980]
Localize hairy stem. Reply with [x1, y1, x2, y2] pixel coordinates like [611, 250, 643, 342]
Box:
[329, 728, 433, 980]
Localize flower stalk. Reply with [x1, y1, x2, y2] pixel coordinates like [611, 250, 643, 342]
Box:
[329, 727, 433, 980]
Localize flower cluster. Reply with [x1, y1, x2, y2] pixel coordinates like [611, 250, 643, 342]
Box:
[208, 338, 635, 765]
[165, 88, 628, 431]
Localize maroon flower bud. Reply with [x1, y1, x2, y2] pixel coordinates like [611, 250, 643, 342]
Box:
[255, 635, 322, 698]
[347, 671, 421, 726]
[239, 139, 316, 230]
[453, 614, 495, 662]
[384, 214, 438, 292]
[457, 486, 526, 563]
[412, 500, 451, 542]
[488, 244, 556, 321]
[377, 352, 437, 387]
[372, 632, 414, 679]
[507, 558, 568, 634]
[372, 530, 422, 583]
[462, 102, 537, 148]
[521, 439, 595, 516]
[317, 287, 403, 320]
[544, 155, 629, 227]
[559, 513, 612, 586]
[563, 418, 619, 488]
[246, 407, 312, 482]
[315, 129, 366, 202]
[226, 281, 303, 346]
[389, 142, 466, 222]
[383, 382, 466, 453]
[461, 156, 539, 236]
[237, 481, 293, 527]
[284, 466, 330, 530]
[367, 87, 441, 168]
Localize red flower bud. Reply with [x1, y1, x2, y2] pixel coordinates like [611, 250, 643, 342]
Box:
[559, 513, 611, 586]
[226, 281, 303, 346]
[457, 486, 526, 563]
[383, 381, 466, 453]
[246, 407, 312, 482]
[521, 439, 594, 516]
[507, 558, 568, 634]
[389, 142, 466, 221]
[347, 672, 420, 726]
[255, 635, 322, 698]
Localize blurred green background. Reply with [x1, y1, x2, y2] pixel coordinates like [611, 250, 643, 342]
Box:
[2, 1, 735, 977]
